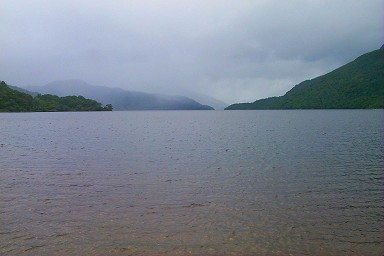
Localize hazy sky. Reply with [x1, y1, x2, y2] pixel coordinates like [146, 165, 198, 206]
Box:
[1, 0, 382, 103]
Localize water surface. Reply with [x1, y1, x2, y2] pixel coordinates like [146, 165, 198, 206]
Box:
[1, 110, 383, 255]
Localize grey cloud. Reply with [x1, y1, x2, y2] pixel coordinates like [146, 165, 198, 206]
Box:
[0, 0, 382, 103]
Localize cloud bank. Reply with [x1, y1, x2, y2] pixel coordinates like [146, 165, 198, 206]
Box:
[0, 0, 382, 103]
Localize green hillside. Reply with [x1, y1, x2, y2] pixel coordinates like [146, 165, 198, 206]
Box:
[0, 81, 112, 112]
[226, 46, 384, 110]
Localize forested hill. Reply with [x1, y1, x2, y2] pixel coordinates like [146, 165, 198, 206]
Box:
[226, 46, 384, 110]
[0, 81, 112, 112]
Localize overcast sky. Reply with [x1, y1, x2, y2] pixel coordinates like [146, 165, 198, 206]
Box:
[0, 0, 382, 103]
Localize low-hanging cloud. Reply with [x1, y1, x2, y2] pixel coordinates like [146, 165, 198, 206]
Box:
[0, 0, 382, 103]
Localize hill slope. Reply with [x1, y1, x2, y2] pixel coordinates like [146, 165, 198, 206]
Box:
[226, 46, 384, 110]
[0, 81, 112, 112]
[24, 80, 214, 110]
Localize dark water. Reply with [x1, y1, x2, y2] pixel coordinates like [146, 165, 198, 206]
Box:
[1, 110, 383, 255]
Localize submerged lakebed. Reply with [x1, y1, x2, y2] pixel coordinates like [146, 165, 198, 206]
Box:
[1, 110, 383, 255]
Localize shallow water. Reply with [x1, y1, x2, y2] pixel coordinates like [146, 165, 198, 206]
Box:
[1, 110, 383, 255]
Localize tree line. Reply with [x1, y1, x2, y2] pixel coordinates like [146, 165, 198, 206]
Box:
[0, 81, 113, 112]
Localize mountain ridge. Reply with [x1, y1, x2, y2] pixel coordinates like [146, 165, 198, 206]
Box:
[226, 46, 384, 110]
[24, 80, 214, 110]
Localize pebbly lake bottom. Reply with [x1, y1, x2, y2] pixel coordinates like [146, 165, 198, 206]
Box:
[1, 110, 383, 255]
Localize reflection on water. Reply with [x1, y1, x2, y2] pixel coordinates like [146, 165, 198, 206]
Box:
[1, 110, 383, 255]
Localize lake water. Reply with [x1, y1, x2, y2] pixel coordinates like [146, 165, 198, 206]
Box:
[1, 110, 383, 255]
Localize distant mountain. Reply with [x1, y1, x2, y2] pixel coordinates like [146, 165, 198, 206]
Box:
[0, 81, 112, 112]
[226, 46, 384, 110]
[175, 90, 228, 110]
[7, 84, 39, 96]
[24, 80, 214, 110]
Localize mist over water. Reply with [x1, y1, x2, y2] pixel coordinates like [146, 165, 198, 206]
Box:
[1, 110, 383, 255]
